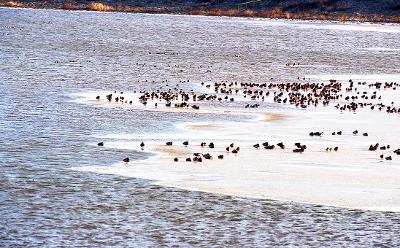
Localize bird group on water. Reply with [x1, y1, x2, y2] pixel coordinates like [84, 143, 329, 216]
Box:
[91, 74, 399, 165]
[96, 128, 399, 163]
[95, 77, 400, 116]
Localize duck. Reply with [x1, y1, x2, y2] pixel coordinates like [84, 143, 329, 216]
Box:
[277, 142, 285, 149]
[166, 141, 173, 146]
[203, 153, 212, 160]
[369, 143, 379, 151]
[264, 145, 275, 150]
[183, 141, 189, 146]
[123, 157, 130, 163]
[97, 142, 104, 146]
[293, 148, 304, 153]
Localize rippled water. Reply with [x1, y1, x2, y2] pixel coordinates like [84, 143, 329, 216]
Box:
[1, 8, 400, 247]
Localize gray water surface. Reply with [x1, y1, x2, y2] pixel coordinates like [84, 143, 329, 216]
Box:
[1, 8, 400, 247]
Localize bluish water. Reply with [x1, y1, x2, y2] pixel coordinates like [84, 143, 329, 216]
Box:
[1, 8, 400, 247]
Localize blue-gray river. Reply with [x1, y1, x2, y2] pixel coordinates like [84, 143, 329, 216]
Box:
[1, 7, 400, 247]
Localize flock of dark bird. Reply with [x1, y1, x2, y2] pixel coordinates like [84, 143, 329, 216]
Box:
[96, 129, 399, 163]
[93, 71, 399, 164]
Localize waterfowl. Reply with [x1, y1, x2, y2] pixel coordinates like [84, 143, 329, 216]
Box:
[218, 155, 224, 159]
[253, 144, 260, 149]
[123, 157, 130, 163]
[96, 95, 100, 100]
[309, 132, 323, 137]
[166, 141, 173, 146]
[183, 141, 189, 146]
[203, 153, 212, 160]
[277, 142, 285, 149]
[209, 142, 215, 149]
[97, 142, 104, 146]
[369, 143, 379, 151]
[174, 157, 179, 162]
[186, 158, 192, 162]
[140, 142, 145, 148]
[293, 148, 304, 153]
[264, 145, 275, 150]
[385, 156, 392, 161]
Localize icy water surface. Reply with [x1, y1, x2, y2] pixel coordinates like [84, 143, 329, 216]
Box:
[1, 8, 400, 246]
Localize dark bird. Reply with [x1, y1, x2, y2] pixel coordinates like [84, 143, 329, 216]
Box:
[369, 143, 379, 151]
[203, 153, 212, 160]
[97, 142, 104, 146]
[123, 157, 130, 163]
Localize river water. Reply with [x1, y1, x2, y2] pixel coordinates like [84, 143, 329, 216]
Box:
[1, 7, 400, 247]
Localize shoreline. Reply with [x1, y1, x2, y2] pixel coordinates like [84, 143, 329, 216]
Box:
[2, 5, 400, 24]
